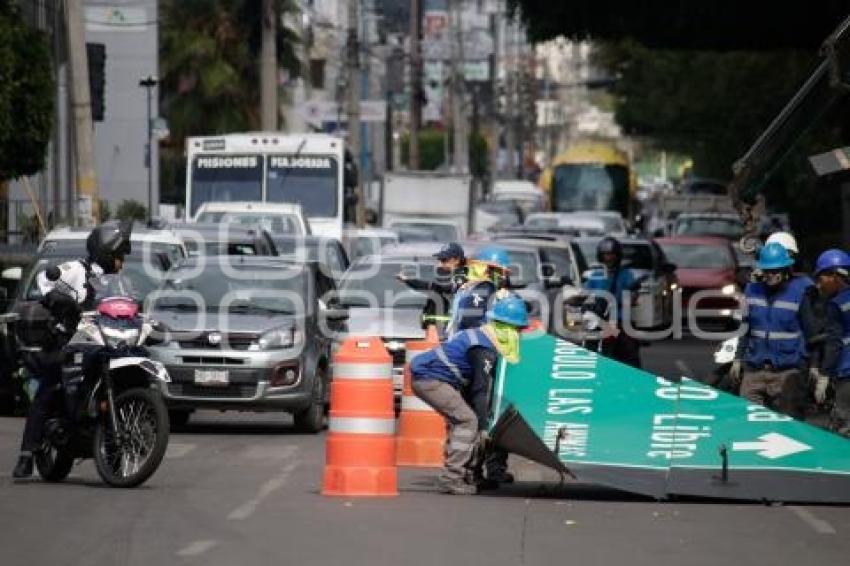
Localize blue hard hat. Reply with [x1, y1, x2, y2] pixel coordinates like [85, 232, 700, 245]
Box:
[756, 242, 794, 270]
[474, 246, 511, 272]
[433, 242, 465, 261]
[814, 248, 850, 275]
[486, 293, 529, 327]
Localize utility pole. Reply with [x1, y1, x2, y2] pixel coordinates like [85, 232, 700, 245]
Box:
[65, 0, 98, 225]
[408, 0, 421, 170]
[347, 0, 364, 226]
[450, 0, 468, 174]
[489, 10, 500, 189]
[139, 76, 157, 221]
[260, 0, 278, 130]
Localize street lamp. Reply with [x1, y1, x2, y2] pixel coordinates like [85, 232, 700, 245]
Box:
[139, 75, 158, 220]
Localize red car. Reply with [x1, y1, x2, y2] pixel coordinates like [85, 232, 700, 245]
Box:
[655, 236, 740, 324]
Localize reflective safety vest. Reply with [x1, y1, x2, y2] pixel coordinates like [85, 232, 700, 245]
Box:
[831, 287, 850, 379]
[744, 276, 812, 369]
[411, 328, 497, 389]
[445, 280, 496, 336]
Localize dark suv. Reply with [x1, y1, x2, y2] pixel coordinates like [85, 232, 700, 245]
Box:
[146, 257, 346, 432]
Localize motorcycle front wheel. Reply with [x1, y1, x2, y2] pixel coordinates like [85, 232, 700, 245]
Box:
[94, 387, 169, 488]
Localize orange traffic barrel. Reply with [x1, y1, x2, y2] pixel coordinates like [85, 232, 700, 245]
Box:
[322, 336, 398, 497]
[396, 326, 446, 467]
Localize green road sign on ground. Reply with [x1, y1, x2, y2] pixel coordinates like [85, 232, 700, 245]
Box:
[490, 333, 850, 503]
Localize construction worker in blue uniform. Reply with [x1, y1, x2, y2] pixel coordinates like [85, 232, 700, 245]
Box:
[444, 246, 512, 337]
[814, 249, 850, 437]
[730, 242, 815, 419]
[397, 242, 468, 329]
[411, 293, 528, 495]
[582, 236, 641, 368]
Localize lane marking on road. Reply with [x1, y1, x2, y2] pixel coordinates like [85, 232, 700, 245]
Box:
[788, 506, 836, 534]
[240, 444, 300, 460]
[227, 446, 299, 521]
[177, 540, 218, 557]
[675, 359, 694, 377]
[166, 443, 197, 459]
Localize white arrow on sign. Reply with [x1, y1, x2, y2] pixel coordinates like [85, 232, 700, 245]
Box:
[731, 432, 812, 460]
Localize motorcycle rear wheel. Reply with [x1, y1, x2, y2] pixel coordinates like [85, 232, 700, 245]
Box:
[94, 387, 169, 488]
[35, 444, 74, 482]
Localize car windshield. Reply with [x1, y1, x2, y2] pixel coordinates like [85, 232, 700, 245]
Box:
[339, 261, 436, 308]
[576, 240, 654, 271]
[501, 249, 539, 287]
[350, 235, 397, 260]
[39, 239, 184, 264]
[189, 154, 263, 216]
[675, 217, 744, 239]
[393, 223, 458, 242]
[660, 243, 735, 269]
[266, 155, 339, 217]
[185, 240, 259, 256]
[195, 211, 302, 235]
[152, 263, 306, 314]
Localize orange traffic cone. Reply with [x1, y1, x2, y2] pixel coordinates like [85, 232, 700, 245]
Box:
[322, 337, 398, 497]
[396, 326, 446, 467]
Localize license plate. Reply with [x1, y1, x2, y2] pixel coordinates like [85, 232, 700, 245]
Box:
[194, 369, 229, 386]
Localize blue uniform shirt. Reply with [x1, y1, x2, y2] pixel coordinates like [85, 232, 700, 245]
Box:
[411, 328, 498, 389]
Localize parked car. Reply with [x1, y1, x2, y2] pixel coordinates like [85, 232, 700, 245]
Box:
[575, 236, 678, 329]
[171, 222, 278, 256]
[672, 212, 745, 240]
[342, 228, 399, 261]
[656, 236, 741, 325]
[272, 235, 349, 282]
[146, 257, 345, 432]
[524, 212, 607, 236]
[192, 201, 311, 236]
[338, 255, 435, 394]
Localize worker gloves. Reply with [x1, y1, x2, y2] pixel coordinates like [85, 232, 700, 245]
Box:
[728, 360, 743, 387]
[810, 368, 830, 405]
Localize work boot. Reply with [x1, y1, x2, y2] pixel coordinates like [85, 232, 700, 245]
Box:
[478, 470, 515, 491]
[436, 476, 478, 495]
[12, 453, 34, 479]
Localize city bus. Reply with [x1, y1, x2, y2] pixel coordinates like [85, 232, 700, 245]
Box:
[185, 133, 348, 239]
[538, 140, 635, 219]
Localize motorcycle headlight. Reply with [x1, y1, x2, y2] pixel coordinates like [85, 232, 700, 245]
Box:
[721, 284, 736, 295]
[251, 327, 302, 351]
[101, 326, 141, 348]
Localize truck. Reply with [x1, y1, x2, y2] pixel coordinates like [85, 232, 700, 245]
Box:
[379, 172, 474, 242]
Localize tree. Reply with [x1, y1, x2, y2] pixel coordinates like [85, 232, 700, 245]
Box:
[116, 199, 148, 223]
[159, 0, 301, 204]
[0, 1, 54, 181]
[508, 1, 850, 49]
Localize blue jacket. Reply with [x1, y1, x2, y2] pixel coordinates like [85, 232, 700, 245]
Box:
[825, 287, 850, 380]
[743, 276, 812, 369]
[445, 280, 496, 336]
[583, 266, 635, 321]
[411, 328, 497, 389]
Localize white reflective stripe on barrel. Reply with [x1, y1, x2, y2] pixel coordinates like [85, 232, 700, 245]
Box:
[401, 394, 436, 412]
[328, 416, 396, 435]
[333, 362, 392, 380]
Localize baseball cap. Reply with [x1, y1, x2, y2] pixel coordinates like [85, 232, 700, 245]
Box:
[433, 242, 465, 261]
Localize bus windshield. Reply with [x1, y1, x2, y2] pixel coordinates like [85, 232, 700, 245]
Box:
[190, 154, 262, 215]
[551, 163, 629, 213]
[266, 155, 339, 217]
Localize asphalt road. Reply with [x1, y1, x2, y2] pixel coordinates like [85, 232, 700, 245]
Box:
[1, 335, 848, 566]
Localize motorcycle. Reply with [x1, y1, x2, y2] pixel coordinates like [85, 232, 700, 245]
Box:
[33, 272, 171, 487]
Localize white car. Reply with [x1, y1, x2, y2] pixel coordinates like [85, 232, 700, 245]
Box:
[192, 201, 311, 236]
[389, 219, 464, 243]
[342, 228, 399, 261]
[492, 179, 546, 214]
[524, 212, 607, 236]
[37, 225, 187, 264]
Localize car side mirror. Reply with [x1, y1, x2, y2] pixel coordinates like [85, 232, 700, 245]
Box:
[661, 262, 677, 274]
[1, 266, 22, 281]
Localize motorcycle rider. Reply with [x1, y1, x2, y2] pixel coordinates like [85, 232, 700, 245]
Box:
[730, 242, 814, 420]
[582, 236, 641, 368]
[12, 221, 132, 479]
[410, 293, 528, 495]
[814, 249, 850, 436]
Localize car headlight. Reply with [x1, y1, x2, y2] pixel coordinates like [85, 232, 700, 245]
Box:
[669, 283, 679, 291]
[721, 284, 736, 295]
[252, 327, 301, 351]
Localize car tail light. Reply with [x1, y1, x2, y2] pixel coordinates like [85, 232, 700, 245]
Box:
[270, 363, 299, 387]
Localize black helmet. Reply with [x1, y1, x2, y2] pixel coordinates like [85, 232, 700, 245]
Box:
[596, 236, 622, 264]
[86, 220, 132, 273]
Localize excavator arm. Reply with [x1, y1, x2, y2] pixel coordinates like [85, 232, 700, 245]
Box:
[729, 16, 850, 252]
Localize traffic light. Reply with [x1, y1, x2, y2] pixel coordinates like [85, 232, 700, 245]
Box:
[87, 42, 106, 122]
